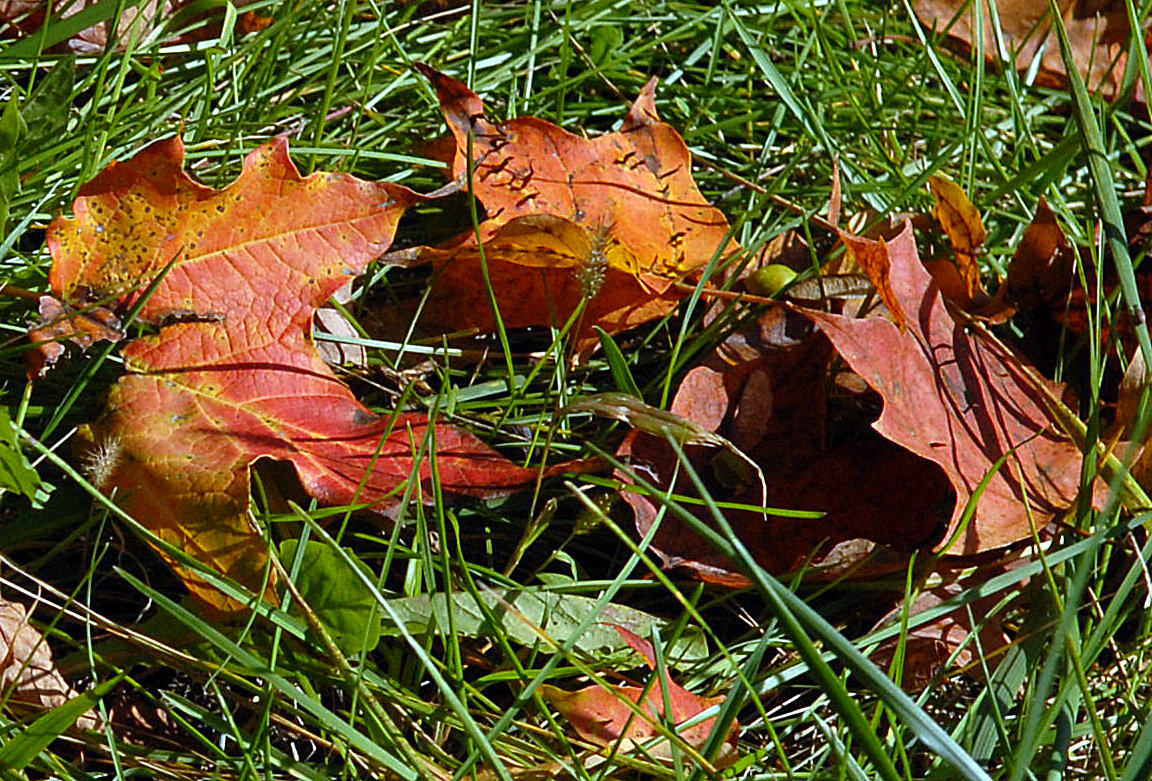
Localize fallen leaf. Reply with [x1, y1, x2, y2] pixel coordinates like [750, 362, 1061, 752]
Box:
[44, 136, 551, 610]
[928, 175, 986, 302]
[837, 230, 908, 331]
[1, 0, 170, 51]
[407, 65, 737, 350]
[1, 0, 259, 51]
[799, 220, 1094, 553]
[870, 562, 1017, 690]
[618, 307, 953, 582]
[380, 588, 708, 666]
[541, 626, 738, 767]
[913, 0, 1146, 100]
[27, 296, 123, 379]
[0, 595, 98, 729]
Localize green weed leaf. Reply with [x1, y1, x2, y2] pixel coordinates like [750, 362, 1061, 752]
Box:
[381, 587, 708, 666]
[0, 408, 40, 502]
[21, 58, 74, 152]
[280, 539, 382, 655]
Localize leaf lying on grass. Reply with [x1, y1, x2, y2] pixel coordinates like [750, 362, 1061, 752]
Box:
[615, 216, 1103, 585]
[800, 220, 1099, 553]
[0, 594, 98, 730]
[382, 587, 708, 666]
[404, 65, 738, 352]
[37, 136, 555, 610]
[913, 0, 1148, 100]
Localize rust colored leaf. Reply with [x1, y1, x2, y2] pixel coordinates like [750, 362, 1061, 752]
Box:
[800, 220, 1093, 553]
[0, 595, 98, 728]
[870, 563, 1017, 690]
[1, 0, 257, 51]
[837, 229, 907, 331]
[541, 626, 738, 766]
[913, 0, 1145, 100]
[410, 65, 737, 349]
[46, 136, 547, 609]
[618, 307, 953, 582]
[928, 175, 986, 301]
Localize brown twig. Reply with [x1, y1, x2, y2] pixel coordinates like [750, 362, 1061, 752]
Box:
[694, 158, 839, 233]
[0, 283, 44, 302]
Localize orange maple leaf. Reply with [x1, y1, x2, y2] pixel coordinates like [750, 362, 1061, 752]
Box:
[43, 136, 549, 610]
[409, 65, 738, 350]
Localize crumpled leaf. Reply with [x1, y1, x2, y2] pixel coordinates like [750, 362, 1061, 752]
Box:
[913, 0, 1147, 100]
[541, 626, 738, 767]
[0, 596, 98, 729]
[407, 65, 737, 350]
[1, 0, 265, 52]
[1, 0, 172, 52]
[42, 136, 551, 610]
[870, 563, 1017, 691]
[799, 220, 1094, 553]
[27, 296, 123, 379]
[1005, 197, 1077, 312]
[837, 229, 908, 331]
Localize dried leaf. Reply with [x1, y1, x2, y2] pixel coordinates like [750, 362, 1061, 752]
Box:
[618, 309, 952, 581]
[27, 296, 123, 379]
[870, 563, 1017, 690]
[928, 175, 986, 301]
[0, 596, 98, 729]
[1, 0, 259, 51]
[913, 0, 1145, 100]
[837, 229, 907, 331]
[44, 136, 549, 610]
[1005, 197, 1077, 311]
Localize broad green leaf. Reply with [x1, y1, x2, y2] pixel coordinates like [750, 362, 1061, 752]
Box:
[0, 95, 24, 231]
[381, 587, 708, 666]
[0, 408, 40, 501]
[281, 538, 382, 655]
[21, 58, 75, 152]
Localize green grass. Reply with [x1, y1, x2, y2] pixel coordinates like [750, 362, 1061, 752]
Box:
[2, 0, 1152, 779]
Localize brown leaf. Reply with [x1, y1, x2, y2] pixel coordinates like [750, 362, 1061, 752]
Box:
[870, 563, 1017, 690]
[928, 175, 986, 302]
[0, 596, 98, 729]
[1, 0, 257, 51]
[913, 0, 1144, 100]
[27, 295, 123, 379]
[617, 307, 953, 582]
[837, 229, 907, 331]
[800, 220, 1095, 553]
[1005, 197, 1077, 311]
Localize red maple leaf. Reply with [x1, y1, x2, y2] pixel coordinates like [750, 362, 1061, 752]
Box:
[800, 221, 1094, 553]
